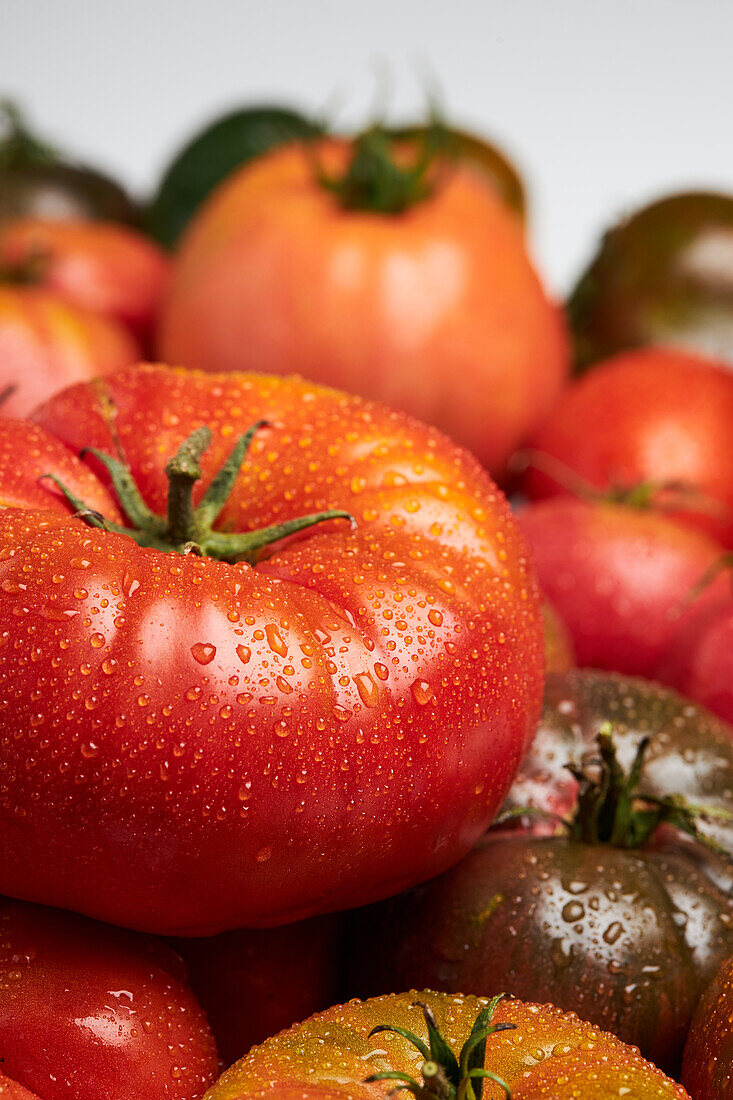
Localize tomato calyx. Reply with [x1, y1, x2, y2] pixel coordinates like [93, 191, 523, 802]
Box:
[316, 122, 447, 214]
[567, 725, 731, 852]
[42, 421, 354, 563]
[365, 996, 515, 1100]
[515, 448, 726, 518]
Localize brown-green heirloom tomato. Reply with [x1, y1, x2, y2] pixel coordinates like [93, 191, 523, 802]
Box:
[568, 191, 733, 370]
[348, 672, 733, 1075]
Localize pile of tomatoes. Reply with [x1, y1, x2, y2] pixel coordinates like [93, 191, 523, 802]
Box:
[0, 97, 732, 1100]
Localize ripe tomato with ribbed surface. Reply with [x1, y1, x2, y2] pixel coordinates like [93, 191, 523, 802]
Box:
[0, 897, 218, 1100]
[0, 364, 543, 934]
[0, 218, 169, 348]
[0, 287, 138, 417]
[158, 137, 568, 479]
[203, 990, 689, 1100]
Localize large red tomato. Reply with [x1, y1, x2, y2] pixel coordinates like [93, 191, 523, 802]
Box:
[204, 990, 688, 1099]
[158, 136, 568, 479]
[524, 347, 733, 546]
[0, 364, 543, 934]
[518, 495, 726, 678]
[0, 218, 169, 349]
[0, 896, 217, 1100]
[0, 287, 138, 417]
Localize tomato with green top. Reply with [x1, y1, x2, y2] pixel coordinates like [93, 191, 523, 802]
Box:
[203, 991, 688, 1100]
[348, 671, 733, 1074]
[0, 364, 543, 935]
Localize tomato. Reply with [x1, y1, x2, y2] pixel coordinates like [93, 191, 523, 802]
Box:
[204, 990, 688, 1099]
[0, 219, 169, 349]
[0, 896, 217, 1100]
[158, 135, 568, 479]
[541, 599, 574, 673]
[0, 364, 543, 934]
[0, 287, 138, 417]
[567, 191, 733, 371]
[517, 495, 726, 678]
[0, 102, 139, 226]
[524, 347, 733, 547]
[347, 671, 733, 1074]
[657, 569, 733, 726]
[173, 914, 344, 1065]
[682, 953, 733, 1098]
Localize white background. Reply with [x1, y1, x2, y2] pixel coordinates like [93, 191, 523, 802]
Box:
[3, 0, 732, 292]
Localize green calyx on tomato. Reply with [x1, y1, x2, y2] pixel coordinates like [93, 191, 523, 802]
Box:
[43, 421, 354, 562]
[316, 122, 448, 214]
[366, 997, 515, 1100]
[567, 725, 729, 851]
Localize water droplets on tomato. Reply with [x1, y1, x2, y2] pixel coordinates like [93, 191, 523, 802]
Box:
[191, 642, 216, 665]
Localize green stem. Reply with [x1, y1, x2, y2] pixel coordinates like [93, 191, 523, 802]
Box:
[40, 422, 355, 563]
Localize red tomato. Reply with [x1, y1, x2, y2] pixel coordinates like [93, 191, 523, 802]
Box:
[0, 897, 217, 1100]
[525, 347, 733, 546]
[518, 495, 726, 678]
[682, 953, 733, 1099]
[204, 990, 689, 1100]
[158, 139, 568, 479]
[0, 218, 169, 349]
[0, 287, 138, 417]
[659, 585, 733, 725]
[173, 914, 343, 1065]
[0, 364, 543, 934]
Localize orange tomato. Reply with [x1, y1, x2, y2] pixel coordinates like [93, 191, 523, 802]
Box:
[159, 139, 568, 479]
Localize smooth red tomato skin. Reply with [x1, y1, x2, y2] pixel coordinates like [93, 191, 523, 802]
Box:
[525, 347, 733, 546]
[173, 914, 344, 1066]
[682, 954, 733, 1099]
[204, 991, 689, 1100]
[0, 219, 169, 349]
[158, 140, 568, 479]
[0, 365, 542, 934]
[0, 287, 138, 418]
[659, 597, 733, 725]
[0, 897, 218, 1100]
[518, 496, 726, 678]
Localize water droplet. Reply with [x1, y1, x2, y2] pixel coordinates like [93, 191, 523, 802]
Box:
[265, 624, 287, 657]
[236, 644, 251, 664]
[562, 901, 585, 923]
[89, 632, 105, 648]
[410, 679, 433, 706]
[428, 609, 443, 627]
[191, 642, 216, 665]
[603, 921, 624, 945]
[256, 845, 272, 863]
[354, 672, 380, 707]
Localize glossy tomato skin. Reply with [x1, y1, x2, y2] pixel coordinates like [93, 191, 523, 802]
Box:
[658, 595, 733, 725]
[0, 219, 169, 349]
[158, 140, 568, 479]
[0, 287, 138, 417]
[0, 365, 543, 934]
[173, 914, 344, 1066]
[518, 496, 726, 678]
[682, 954, 733, 1099]
[525, 348, 733, 546]
[204, 990, 688, 1100]
[0, 897, 218, 1100]
[568, 191, 733, 371]
[347, 672, 733, 1075]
